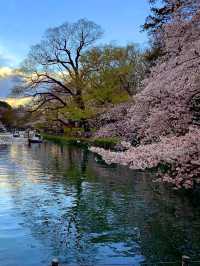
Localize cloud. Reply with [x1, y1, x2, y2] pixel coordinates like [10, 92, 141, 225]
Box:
[0, 44, 20, 79]
[0, 71, 23, 97]
[0, 67, 14, 78]
[0, 65, 22, 79]
[5, 97, 31, 107]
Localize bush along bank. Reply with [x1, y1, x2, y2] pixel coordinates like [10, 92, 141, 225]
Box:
[42, 134, 119, 150]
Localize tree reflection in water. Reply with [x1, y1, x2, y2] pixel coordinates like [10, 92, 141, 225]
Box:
[0, 143, 200, 266]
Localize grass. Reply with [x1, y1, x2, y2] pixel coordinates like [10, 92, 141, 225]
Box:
[42, 133, 119, 150]
[91, 137, 119, 149]
[42, 134, 86, 147]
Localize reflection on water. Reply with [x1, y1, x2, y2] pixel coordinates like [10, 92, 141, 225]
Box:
[0, 143, 200, 266]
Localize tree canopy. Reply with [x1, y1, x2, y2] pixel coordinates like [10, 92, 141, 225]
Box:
[13, 19, 146, 133]
[0, 101, 12, 110]
[93, 0, 200, 189]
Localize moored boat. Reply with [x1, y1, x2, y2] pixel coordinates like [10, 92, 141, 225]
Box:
[13, 132, 20, 138]
[28, 133, 43, 144]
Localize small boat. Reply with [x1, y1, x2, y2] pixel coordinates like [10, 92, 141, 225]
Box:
[13, 132, 20, 138]
[28, 133, 43, 144]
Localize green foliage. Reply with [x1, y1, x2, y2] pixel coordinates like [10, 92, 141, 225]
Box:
[91, 137, 119, 149]
[83, 43, 147, 106]
[16, 19, 147, 132]
[0, 101, 12, 110]
[64, 104, 96, 120]
[64, 127, 83, 134]
[0, 102, 17, 128]
[43, 134, 119, 150]
[109, 92, 129, 104]
[42, 134, 84, 146]
[144, 46, 163, 66]
[86, 84, 129, 105]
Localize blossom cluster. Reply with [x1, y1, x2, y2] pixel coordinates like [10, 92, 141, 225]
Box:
[91, 127, 200, 189]
[92, 7, 200, 189]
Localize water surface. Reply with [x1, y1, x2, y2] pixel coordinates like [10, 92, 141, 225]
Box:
[0, 142, 200, 266]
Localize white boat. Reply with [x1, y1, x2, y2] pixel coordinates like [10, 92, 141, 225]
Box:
[13, 132, 20, 138]
[28, 133, 43, 144]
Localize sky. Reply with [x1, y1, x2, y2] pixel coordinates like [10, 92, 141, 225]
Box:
[0, 0, 150, 97]
[0, 0, 150, 67]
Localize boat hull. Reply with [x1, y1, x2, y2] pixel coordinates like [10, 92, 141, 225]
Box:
[28, 139, 43, 144]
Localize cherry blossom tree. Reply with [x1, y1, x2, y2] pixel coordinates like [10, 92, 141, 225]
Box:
[92, 1, 200, 189]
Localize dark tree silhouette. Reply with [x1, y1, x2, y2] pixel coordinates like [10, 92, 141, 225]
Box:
[13, 19, 103, 131]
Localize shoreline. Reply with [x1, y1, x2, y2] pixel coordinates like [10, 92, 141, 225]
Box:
[42, 133, 119, 150]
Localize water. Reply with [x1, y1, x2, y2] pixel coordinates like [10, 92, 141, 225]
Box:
[0, 142, 200, 266]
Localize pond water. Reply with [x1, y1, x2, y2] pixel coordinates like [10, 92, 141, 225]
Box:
[0, 142, 200, 266]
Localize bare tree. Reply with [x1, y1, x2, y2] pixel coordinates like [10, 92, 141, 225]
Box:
[13, 18, 103, 131]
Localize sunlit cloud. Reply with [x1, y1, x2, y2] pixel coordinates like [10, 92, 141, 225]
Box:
[0, 66, 22, 79]
[0, 46, 18, 78]
[0, 67, 14, 78]
[5, 97, 31, 107]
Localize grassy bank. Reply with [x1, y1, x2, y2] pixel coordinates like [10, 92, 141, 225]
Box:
[42, 134, 119, 150]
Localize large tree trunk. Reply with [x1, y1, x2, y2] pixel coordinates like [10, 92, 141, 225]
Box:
[75, 89, 91, 133]
[81, 119, 91, 133]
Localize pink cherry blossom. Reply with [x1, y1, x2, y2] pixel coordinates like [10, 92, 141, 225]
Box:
[91, 5, 200, 189]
